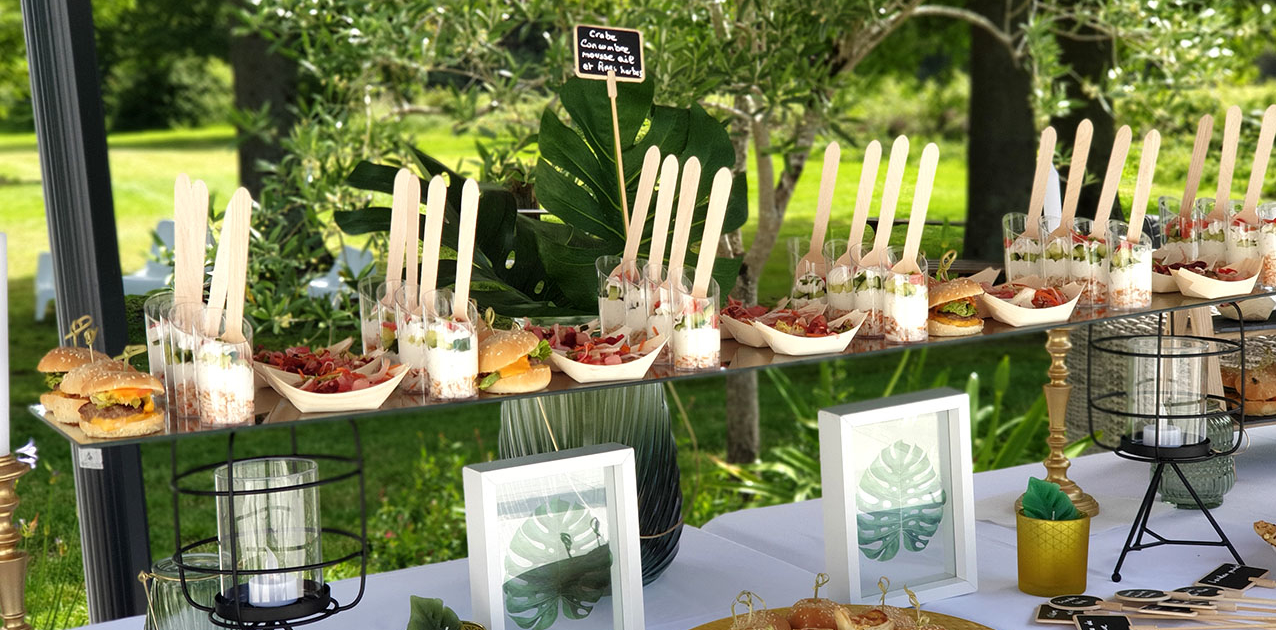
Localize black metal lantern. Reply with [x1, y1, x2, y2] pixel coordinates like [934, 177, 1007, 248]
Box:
[169, 420, 368, 628]
[1087, 306, 1248, 582]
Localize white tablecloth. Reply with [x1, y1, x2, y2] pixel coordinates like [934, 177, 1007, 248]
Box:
[701, 426, 1276, 629]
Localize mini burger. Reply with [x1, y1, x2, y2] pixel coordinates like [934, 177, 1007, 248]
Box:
[477, 330, 552, 394]
[928, 278, 985, 337]
[37, 346, 109, 423]
[60, 361, 163, 438]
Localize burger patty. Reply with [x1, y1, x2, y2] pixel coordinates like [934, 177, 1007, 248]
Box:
[81, 403, 146, 421]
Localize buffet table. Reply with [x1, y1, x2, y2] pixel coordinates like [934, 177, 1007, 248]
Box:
[76, 426, 1276, 630]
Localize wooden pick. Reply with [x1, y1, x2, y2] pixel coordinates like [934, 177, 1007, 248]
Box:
[451, 179, 480, 321]
[419, 175, 447, 309]
[665, 156, 702, 291]
[619, 145, 661, 278]
[1180, 114, 1215, 218]
[797, 141, 840, 279]
[692, 168, 733, 298]
[1210, 105, 1243, 221]
[173, 175, 202, 305]
[645, 154, 680, 282]
[862, 135, 910, 267]
[891, 143, 940, 274]
[1240, 104, 1276, 223]
[1049, 118, 1094, 239]
[384, 168, 411, 303]
[840, 140, 882, 266]
[1023, 126, 1058, 239]
[1091, 125, 1133, 240]
[398, 170, 421, 291]
[204, 199, 234, 334]
[220, 188, 253, 343]
[1125, 130, 1162, 245]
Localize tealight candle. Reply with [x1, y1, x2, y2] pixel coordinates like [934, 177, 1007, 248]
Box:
[1143, 423, 1184, 448]
[247, 549, 300, 607]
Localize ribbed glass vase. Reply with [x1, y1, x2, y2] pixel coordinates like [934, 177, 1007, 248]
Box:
[499, 383, 683, 584]
[1155, 403, 1235, 509]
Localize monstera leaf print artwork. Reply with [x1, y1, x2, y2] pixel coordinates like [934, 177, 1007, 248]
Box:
[856, 440, 947, 562]
[503, 498, 613, 630]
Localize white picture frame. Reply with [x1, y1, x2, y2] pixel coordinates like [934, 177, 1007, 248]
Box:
[818, 387, 977, 607]
[463, 443, 644, 630]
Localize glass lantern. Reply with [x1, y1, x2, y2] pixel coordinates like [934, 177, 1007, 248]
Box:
[213, 457, 324, 622]
[1122, 336, 1211, 457]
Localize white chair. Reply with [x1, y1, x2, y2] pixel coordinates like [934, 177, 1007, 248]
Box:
[307, 245, 374, 304]
[34, 251, 55, 321]
[120, 219, 175, 295]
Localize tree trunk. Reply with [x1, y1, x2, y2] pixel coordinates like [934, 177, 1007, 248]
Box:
[230, 17, 297, 197]
[724, 99, 761, 464]
[1049, 4, 1118, 221]
[964, 0, 1036, 261]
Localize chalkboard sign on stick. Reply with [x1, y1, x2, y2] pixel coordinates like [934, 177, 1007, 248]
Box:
[1073, 615, 1133, 630]
[1037, 604, 1079, 625]
[1196, 564, 1272, 591]
[573, 24, 644, 82]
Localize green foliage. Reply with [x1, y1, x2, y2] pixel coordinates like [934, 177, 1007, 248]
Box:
[856, 440, 946, 562]
[406, 596, 463, 630]
[1021, 477, 1083, 521]
[366, 436, 470, 571]
[503, 499, 612, 630]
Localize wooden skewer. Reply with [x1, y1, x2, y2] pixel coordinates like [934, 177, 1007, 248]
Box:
[220, 188, 253, 343]
[418, 175, 447, 311]
[1023, 126, 1058, 239]
[398, 170, 421, 291]
[383, 168, 411, 304]
[451, 179, 480, 322]
[796, 141, 840, 279]
[891, 143, 940, 275]
[1238, 104, 1276, 223]
[691, 168, 733, 298]
[1049, 118, 1094, 239]
[1172, 589, 1276, 607]
[665, 157, 702, 292]
[861, 135, 909, 267]
[1091, 125, 1133, 240]
[1180, 114, 1215, 218]
[645, 155, 680, 282]
[840, 140, 881, 266]
[1209, 105, 1243, 221]
[1125, 130, 1162, 245]
[618, 146, 661, 279]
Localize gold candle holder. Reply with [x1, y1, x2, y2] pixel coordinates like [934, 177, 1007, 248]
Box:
[0, 455, 31, 630]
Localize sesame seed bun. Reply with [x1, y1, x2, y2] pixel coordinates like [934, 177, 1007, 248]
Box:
[928, 317, 984, 337]
[78, 410, 164, 438]
[478, 330, 540, 373]
[484, 363, 552, 395]
[37, 347, 109, 373]
[40, 391, 87, 424]
[928, 278, 984, 308]
[60, 361, 160, 396]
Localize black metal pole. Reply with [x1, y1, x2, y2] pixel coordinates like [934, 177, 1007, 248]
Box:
[21, 0, 151, 619]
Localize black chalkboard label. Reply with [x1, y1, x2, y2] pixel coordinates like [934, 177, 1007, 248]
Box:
[573, 25, 644, 82]
[1050, 595, 1102, 610]
[1138, 604, 1195, 617]
[1174, 585, 1222, 599]
[1074, 614, 1132, 630]
[1037, 605, 1078, 625]
[1115, 589, 1167, 602]
[1196, 563, 1270, 591]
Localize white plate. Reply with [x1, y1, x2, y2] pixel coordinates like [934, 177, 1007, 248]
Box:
[722, 315, 768, 348]
[548, 340, 666, 384]
[1172, 259, 1260, 299]
[751, 311, 867, 356]
[263, 362, 407, 413]
[979, 284, 1082, 327]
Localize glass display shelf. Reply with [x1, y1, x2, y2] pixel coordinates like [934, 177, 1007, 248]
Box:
[30, 288, 1276, 447]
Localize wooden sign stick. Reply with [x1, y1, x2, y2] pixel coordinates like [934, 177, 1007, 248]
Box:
[451, 179, 480, 322]
[797, 141, 840, 279]
[618, 145, 661, 279]
[1091, 125, 1133, 240]
[861, 135, 910, 267]
[1209, 105, 1243, 221]
[839, 140, 881, 266]
[664, 157, 702, 292]
[1023, 126, 1058, 240]
[692, 168, 733, 298]
[644, 154, 680, 282]
[1049, 119, 1094, 239]
[1125, 130, 1162, 245]
[418, 175, 447, 311]
[400, 171, 421, 291]
[383, 168, 411, 305]
[1180, 114, 1215, 218]
[1238, 104, 1276, 224]
[607, 71, 630, 234]
[891, 143, 940, 275]
[220, 188, 253, 343]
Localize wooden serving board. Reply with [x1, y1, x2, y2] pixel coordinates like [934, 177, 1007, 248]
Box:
[688, 604, 994, 630]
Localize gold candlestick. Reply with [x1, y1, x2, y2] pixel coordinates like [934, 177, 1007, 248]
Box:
[1017, 328, 1100, 517]
[0, 455, 31, 630]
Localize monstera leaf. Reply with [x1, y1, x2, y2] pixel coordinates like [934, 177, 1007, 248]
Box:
[503, 498, 613, 630]
[856, 440, 947, 562]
